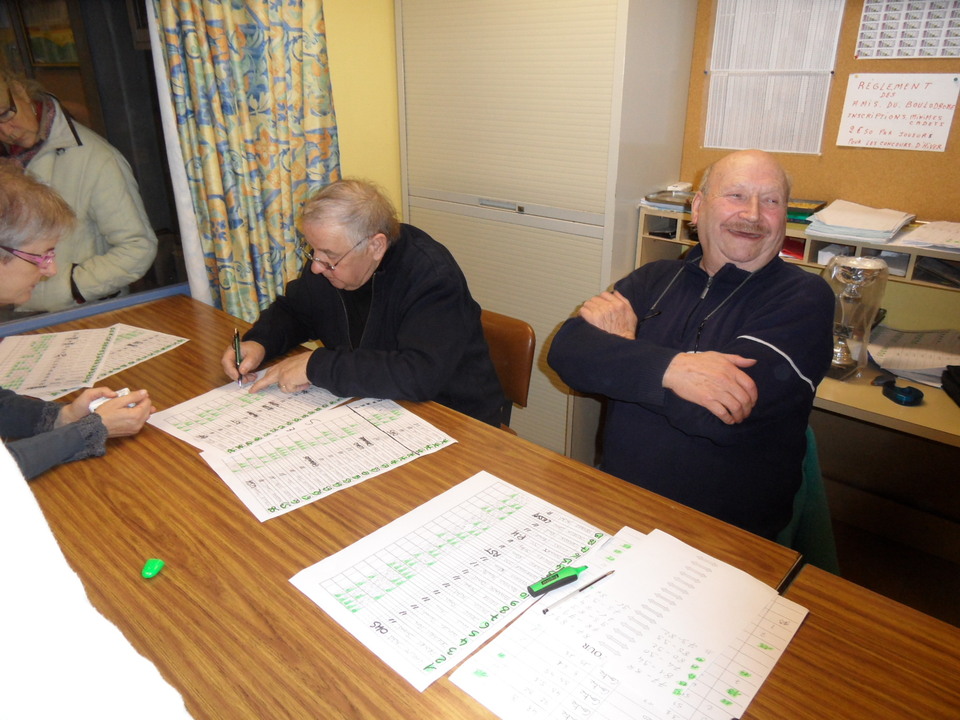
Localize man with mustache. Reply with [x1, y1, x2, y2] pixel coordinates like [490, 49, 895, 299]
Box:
[548, 150, 834, 540]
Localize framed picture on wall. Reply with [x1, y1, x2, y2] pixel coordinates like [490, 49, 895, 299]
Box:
[19, 0, 78, 66]
[0, 3, 27, 73]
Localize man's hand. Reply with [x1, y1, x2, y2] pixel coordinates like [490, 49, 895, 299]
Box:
[221, 340, 265, 385]
[248, 353, 312, 394]
[579, 290, 637, 339]
[662, 351, 758, 424]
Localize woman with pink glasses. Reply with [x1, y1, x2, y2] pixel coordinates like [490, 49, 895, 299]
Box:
[0, 162, 153, 479]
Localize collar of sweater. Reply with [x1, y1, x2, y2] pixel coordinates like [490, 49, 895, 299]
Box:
[683, 242, 784, 287]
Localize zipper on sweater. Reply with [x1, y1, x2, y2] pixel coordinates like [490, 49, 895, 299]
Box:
[699, 274, 714, 299]
[680, 274, 713, 339]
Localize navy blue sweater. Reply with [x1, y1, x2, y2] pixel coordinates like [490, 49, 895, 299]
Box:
[549, 246, 834, 538]
[245, 224, 506, 426]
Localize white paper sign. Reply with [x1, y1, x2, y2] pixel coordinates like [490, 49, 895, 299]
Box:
[837, 73, 959, 151]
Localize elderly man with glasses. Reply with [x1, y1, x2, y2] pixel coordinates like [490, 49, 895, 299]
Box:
[222, 179, 507, 427]
[0, 69, 157, 313]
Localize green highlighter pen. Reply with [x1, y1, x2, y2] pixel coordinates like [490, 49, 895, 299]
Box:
[527, 565, 588, 596]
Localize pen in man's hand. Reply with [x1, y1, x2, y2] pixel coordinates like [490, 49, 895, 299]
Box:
[233, 328, 243, 387]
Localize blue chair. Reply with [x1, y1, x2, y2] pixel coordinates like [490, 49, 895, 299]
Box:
[776, 426, 841, 574]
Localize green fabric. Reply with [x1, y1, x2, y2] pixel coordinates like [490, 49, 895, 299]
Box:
[776, 426, 841, 574]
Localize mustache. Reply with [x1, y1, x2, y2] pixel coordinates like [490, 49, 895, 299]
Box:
[722, 221, 768, 235]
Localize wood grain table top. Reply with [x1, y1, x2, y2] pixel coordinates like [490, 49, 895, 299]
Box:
[24, 295, 812, 719]
[744, 564, 960, 719]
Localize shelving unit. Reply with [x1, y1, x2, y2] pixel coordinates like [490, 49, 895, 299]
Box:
[637, 205, 960, 292]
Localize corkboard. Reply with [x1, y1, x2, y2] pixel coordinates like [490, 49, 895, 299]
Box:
[679, 0, 960, 222]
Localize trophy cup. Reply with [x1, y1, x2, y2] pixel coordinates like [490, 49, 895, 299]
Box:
[823, 256, 889, 380]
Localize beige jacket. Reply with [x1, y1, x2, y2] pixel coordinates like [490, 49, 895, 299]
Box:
[17, 98, 157, 312]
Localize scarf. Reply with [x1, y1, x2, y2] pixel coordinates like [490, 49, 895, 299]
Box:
[2, 94, 57, 168]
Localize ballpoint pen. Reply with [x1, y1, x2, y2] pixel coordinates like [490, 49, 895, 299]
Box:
[541, 569, 615, 615]
[233, 328, 243, 387]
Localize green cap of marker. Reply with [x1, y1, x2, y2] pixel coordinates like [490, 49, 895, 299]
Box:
[527, 565, 587, 596]
[141, 558, 165, 579]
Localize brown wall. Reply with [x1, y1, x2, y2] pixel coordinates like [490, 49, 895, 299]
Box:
[680, 0, 960, 222]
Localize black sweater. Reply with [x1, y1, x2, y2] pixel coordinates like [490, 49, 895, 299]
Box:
[245, 224, 506, 426]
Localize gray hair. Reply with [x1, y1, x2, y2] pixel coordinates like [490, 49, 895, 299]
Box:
[300, 179, 400, 247]
[0, 161, 75, 262]
[0, 67, 45, 103]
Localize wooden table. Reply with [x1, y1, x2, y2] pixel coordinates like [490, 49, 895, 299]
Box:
[29, 295, 801, 719]
[747, 564, 960, 719]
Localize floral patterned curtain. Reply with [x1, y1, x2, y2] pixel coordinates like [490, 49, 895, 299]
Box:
[151, 0, 339, 320]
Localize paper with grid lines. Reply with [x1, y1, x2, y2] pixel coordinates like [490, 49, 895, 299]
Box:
[452, 528, 805, 719]
[290, 471, 606, 690]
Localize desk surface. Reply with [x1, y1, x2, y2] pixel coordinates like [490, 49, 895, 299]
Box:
[815, 371, 960, 448]
[748, 564, 960, 719]
[28, 295, 800, 720]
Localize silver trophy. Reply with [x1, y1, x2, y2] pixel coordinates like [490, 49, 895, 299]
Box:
[823, 256, 889, 380]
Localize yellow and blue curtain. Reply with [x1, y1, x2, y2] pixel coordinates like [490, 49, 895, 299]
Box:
[151, 0, 339, 320]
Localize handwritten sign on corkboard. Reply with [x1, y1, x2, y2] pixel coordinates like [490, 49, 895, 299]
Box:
[838, 73, 960, 151]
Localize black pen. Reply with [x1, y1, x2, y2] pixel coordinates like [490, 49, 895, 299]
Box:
[233, 328, 243, 387]
[542, 569, 615, 615]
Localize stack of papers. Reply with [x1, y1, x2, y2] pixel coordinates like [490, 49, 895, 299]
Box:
[149, 385, 453, 522]
[891, 221, 960, 254]
[452, 526, 807, 720]
[868, 325, 960, 387]
[807, 199, 915, 243]
[0, 324, 188, 400]
[290, 471, 808, 718]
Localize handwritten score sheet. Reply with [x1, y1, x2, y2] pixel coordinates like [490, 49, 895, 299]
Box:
[290, 471, 607, 691]
[0, 327, 116, 399]
[197, 397, 457, 521]
[452, 528, 806, 720]
[93, 323, 188, 380]
[0, 323, 187, 400]
[148, 374, 348, 454]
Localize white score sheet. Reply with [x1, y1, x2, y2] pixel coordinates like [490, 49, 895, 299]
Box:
[290, 471, 607, 691]
[148, 374, 348, 454]
[198, 397, 458, 521]
[452, 528, 803, 720]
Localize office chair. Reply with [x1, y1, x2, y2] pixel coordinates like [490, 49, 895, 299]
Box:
[776, 426, 841, 574]
[479, 309, 535, 434]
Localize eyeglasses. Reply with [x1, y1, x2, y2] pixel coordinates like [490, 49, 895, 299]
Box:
[0, 245, 56, 269]
[298, 237, 365, 272]
[0, 85, 17, 123]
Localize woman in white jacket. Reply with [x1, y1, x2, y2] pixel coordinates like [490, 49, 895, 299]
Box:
[0, 68, 157, 312]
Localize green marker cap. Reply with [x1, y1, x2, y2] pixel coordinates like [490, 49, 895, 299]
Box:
[141, 558, 165, 579]
[527, 565, 587, 596]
